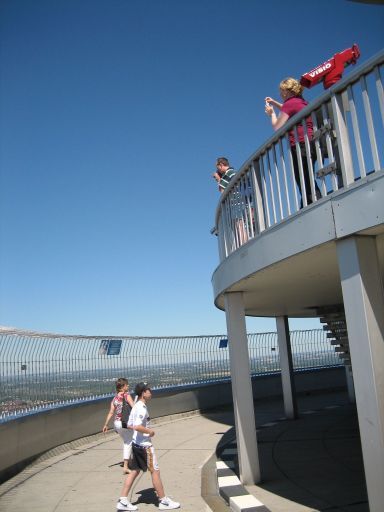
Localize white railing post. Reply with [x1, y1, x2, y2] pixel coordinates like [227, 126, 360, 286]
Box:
[279, 139, 292, 215]
[347, 84, 367, 179]
[375, 65, 384, 127]
[217, 213, 226, 261]
[360, 75, 381, 172]
[265, 149, 277, 224]
[331, 90, 355, 186]
[272, 144, 283, 219]
[250, 159, 265, 234]
[259, 155, 271, 228]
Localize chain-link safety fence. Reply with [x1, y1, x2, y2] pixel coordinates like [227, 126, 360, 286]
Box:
[0, 328, 340, 421]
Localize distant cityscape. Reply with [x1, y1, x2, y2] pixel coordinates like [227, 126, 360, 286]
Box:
[1, 351, 340, 418]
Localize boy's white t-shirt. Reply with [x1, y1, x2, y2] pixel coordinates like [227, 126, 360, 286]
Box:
[128, 400, 151, 447]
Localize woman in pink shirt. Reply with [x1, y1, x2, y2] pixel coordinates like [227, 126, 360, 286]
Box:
[103, 378, 135, 474]
[265, 77, 320, 206]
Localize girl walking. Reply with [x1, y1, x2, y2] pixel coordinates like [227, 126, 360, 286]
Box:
[103, 377, 134, 474]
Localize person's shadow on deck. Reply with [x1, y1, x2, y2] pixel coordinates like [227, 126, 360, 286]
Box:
[133, 488, 159, 506]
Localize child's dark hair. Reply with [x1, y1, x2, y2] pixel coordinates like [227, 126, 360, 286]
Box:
[116, 377, 128, 392]
[216, 157, 230, 166]
[134, 382, 151, 397]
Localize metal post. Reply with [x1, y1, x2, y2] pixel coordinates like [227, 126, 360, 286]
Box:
[336, 236, 384, 512]
[224, 292, 260, 485]
[250, 159, 265, 234]
[345, 365, 355, 403]
[276, 316, 298, 419]
[331, 91, 355, 186]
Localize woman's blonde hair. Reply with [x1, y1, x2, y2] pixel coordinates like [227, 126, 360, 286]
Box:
[279, 77, 304, 97]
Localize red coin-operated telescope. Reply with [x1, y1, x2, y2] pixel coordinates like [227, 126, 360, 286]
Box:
[300, 44, 361, 90]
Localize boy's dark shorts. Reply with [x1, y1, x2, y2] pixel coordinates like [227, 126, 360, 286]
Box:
[129, 443, 159, 473]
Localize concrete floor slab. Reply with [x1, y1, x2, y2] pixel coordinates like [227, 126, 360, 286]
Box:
[0, 410, 233, 512]
[0, 390, 370, 512]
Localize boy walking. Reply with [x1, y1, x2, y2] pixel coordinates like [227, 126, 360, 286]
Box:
[116, 383, 180, 511]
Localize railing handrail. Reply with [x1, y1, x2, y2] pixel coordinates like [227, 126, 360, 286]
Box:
[0, 326, 227, 340]
[0, 325, 323, 339]
[214, 48, 384, 230]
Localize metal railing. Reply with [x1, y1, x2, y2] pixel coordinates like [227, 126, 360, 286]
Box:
[214, 50, 384, 260]
[0, 327, 340, 422]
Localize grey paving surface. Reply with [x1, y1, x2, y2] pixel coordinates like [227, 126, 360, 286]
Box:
[221, 391, 369, 512]
[0, 390, 369, 512]
[0, 410, 234, 512]
[253, 400, 368, 512]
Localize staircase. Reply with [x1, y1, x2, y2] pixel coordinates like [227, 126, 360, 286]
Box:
[317, 305, 351, 368]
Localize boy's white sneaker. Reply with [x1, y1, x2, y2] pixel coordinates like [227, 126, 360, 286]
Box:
[116, 499, 138, 511]
[159, 496, 180, 510]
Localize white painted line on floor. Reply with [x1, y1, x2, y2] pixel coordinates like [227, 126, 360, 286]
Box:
[216, 461, 230, 470]
[218, 475, 241, 488]
[230, 494, 265, 511]
[216, 460, 235, 469]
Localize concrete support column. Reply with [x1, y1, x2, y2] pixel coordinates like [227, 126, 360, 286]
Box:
[337, 236, 384, 512]
[276, 316, 298, 419]
[224, 292, 260, 485]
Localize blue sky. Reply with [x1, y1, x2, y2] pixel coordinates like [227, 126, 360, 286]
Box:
[1, 0, 383, 336]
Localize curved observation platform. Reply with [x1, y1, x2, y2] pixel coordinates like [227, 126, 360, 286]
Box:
[212, 171, 384, 317]
[212, 49, 384, 318]
[211, 50, 384, 512]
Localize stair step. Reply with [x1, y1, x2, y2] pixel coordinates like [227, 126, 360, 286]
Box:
[323, 324, 345, 331]
[330, 339, 348, 344]
[317, 305, 344, 314]
[327, 332, 347, 338]
[318, 314, 344, 322]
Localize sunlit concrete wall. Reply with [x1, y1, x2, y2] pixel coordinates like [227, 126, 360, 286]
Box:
[0, 366, 346, 483]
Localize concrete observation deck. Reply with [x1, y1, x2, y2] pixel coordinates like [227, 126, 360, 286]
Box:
[0, 390, 367, 512]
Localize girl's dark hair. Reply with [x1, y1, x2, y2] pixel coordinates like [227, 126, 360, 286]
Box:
[116, 377, 128, 392]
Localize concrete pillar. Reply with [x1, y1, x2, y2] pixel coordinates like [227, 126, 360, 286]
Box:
[337, 236, 384, 512]
[276, 316, 298, 419]
[224, 292, 260, 485]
